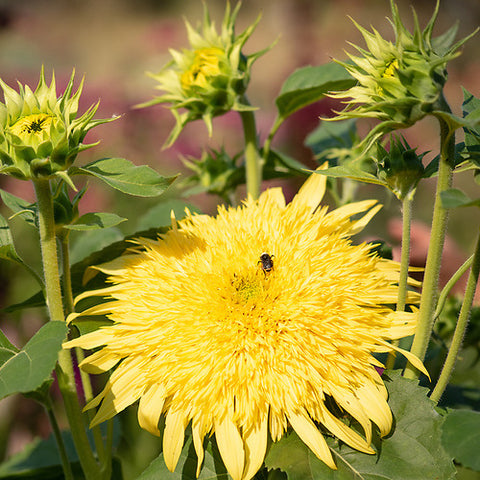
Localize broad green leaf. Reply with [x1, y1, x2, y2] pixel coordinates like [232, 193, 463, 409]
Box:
[70, 157, 177, 197]
[305, 119, 357, 157]
[0, 321, 68, 400]
[0, 213, 43, 288]
[442, 409, 480, 471]
[3, 227, 166, 313]
[137, 437, 228, 480]
[136, 199, 201, 231]
[0, 423, 121, 479]
[265, 372, 455, 480]
[0, 328, 18, 365]
[0, 189, 37, 226]
[0, 213, 24, 265]
[275, 63, 355, 120]
[440, 188, 480, 208]
[64, 212, 127, 231]
[69, 227, 125, 264]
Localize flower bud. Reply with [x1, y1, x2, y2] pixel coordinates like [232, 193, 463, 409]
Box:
[0, 68, 116, 181]
[139, 2, 270, 147]
[329, 0, 474, 146]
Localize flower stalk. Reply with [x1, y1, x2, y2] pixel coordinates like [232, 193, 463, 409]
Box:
[404, 114, 454, 379]
[239, 97, 261, 199]
[59, 233, 108, 470]
[430, 229, 480, 403]
[386, 193, 413, 370]
[33, 179, 99, 479]
[45, 396, 74, 480]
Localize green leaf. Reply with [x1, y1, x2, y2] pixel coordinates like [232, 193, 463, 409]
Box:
[442, 409, 480, 471]
[138, 437, 228, 480]
[0, 213, 43, 288]
[0, 321, 68, 400]
[265, 371, 455, 480]
[275, 63, 355, 120]
[440, 188, 480, 208]
[69, 227, 125, 264]
[312, 164, 386, 186]
[0, 213, 25, 265]
[70, 157, 177, 197]
[305, 119, 357, 157]
[64, 212, 127, 231]
[136, 199, 200, 232]
[0, 422, 122, 479]
[0, 328, 18, 365]
[0, 189, 37, 227]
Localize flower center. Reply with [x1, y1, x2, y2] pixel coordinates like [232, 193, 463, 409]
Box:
[181, 47, 225, 91]
[9, 113, 54, 143]
[382, 59, 399, 79]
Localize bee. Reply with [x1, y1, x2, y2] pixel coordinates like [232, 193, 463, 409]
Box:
[259, 252, 274, 273]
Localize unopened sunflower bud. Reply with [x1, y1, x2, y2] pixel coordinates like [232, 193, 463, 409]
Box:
[0, 68, 116, 181]
[139, 2, 270, 147]
[329, 0, 476, 146]
[377, 135, 425, 200]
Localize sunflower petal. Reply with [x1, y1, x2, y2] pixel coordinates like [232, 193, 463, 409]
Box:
[163, 410, 188, 472]
[355, 383, 392, 437]
[79, 350, 122, 374]
[242, 414, 268, 480]
[215, 416, 245, 480]
[290, 164, 328, 212]
[321, 406, 374, 454]
[192, 421, 205, 478]
[137, 383, 166, 436]
[288, 411, 336, 469]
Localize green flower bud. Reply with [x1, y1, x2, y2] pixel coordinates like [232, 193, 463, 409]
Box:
[139, 2, 271, 148]
[377, 135, 425, 200]
[329, 0, 476, 146]
[0, 68, 116, 181]
[182, 147, 243, 203]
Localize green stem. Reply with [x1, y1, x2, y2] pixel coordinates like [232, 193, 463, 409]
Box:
[262, 115, 284, 165]
[404, 115, 454, 379]
[433, 254, 473, 321]
[45, 397, 74, 480]
[430, 229, 480, 403]
[240, 97, 261, 199]
[59, 233, 106, 466]
[386, 194, 413, 370]
[33, 179, 99, 479]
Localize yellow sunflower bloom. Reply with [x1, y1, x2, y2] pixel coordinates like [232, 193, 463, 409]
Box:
[64, 171, 426, 480]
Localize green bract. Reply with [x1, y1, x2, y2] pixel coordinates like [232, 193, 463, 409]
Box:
[329, 0, 475, 146]
[376, 135, 425, 200]
[0, 68, 116, 181]
[139, 2, 269, 148]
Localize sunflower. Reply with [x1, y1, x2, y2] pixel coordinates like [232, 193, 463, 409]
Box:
[64, 171, 426, 480]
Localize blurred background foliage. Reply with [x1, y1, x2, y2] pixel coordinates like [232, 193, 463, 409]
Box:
[0, 0, 479, 477]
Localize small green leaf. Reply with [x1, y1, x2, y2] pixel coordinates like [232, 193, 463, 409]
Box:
[442, 410, 480, 471]
[64, 212, 127, 231]
[305, 119, 357, 157]
[312, 164, 386, 186]
[0, 213, 24, 265]
[136, 199, 200, 231]
[0, 189, 37, 226]
[0, 328, 18, 365]
[275, 63, 355, 120]
[70, 157, 177, 197]
[0, 321, 68, 400]
[440, 188, 480, 208]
